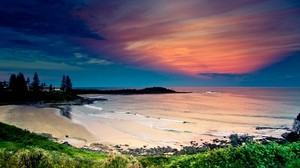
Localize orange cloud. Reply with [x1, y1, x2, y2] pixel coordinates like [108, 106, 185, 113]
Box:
[77, 0, 300, 75]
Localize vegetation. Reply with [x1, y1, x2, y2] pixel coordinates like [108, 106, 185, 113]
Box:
[0, 122, 299, 167]
[0, 122, 141, 168]
[31, 72, 40, 93]
[61, 75, 72, 94]
[0, 72, 77, 104]
[73, 87, 181, 95]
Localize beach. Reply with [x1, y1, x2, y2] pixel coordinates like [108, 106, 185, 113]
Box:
[71, 90, 296, 149]
[0, 88, 299, 152]
[0, 105, 95, 147]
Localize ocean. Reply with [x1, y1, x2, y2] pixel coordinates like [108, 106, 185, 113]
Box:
[70, 87, 300, 147]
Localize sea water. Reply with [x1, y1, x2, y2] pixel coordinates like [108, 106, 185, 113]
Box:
[70, 87, 300, 147]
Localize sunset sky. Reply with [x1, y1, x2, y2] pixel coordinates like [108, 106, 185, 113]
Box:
[0, 0, 300, 87]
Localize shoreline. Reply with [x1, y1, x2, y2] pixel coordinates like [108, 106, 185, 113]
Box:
[0, 105, 96, 148]
[0, 103, 291, 156]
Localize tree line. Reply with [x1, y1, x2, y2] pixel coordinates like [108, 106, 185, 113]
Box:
[0, 72, 73, 94]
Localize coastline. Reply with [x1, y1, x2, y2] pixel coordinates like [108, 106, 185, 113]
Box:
[0, 105, 95, 147]
[1, 88, 297, 156]
[0, 103, 292, 156]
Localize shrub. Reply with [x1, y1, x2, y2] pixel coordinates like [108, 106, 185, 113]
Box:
[104, 155, 142, 168]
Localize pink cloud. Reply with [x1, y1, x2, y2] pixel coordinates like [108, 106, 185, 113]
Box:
[76, 0, 300, 75]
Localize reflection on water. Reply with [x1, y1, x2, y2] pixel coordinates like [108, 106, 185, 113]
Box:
[71, 88, 300, 147]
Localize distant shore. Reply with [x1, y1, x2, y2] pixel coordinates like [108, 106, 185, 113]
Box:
[73, 87, 190, 95]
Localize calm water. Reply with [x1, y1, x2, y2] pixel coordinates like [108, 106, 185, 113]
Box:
[71, 87, 300, 146]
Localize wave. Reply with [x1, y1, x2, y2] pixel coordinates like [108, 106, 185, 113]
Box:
[87, 96, 104, 99]
[155, 127, 192, 133]
[159, 118, 185, 123]
[202, 91, 222, 94]
[189, 111, 294, 120]
[114, 112, 186, 123]
[83, 104, 103, 111]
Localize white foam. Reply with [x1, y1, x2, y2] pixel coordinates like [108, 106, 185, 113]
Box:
[159, 118, 184, 123]
[203, 91, 221, 94]
[87, 96, 104, 99]
[84, 104, 103, 111]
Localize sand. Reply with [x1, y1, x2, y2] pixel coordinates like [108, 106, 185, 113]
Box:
[0, 105, 95, 147]
[0, 91, 293, 150]
[71, 93, 293, 149]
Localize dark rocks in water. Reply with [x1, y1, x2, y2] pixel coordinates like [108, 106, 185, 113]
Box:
[281, 113, 300, 142]
[256, 126, 290, 130]
[229, 134, 254, 147]
[282, 132, 300, 142]
[264, 137, 287, 144]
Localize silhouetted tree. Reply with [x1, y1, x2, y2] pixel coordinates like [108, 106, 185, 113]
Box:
[65, 75, 72, 93]
[31, 72, 40, 92]
[16, 72, 27, 93]
[49, 84, 53, 92]
[9, 74, 17, 92]
[61, 75, 66, 92]
[60, 75, 72, 93]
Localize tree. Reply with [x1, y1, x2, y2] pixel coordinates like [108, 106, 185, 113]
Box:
[9, 74, 17, 92]
[60, 75, 72, 93]
[16, 72, 27, 93]
[49, 84, 53, 92]
[65, 75, 72, 93]
[31, 72, 40, 92]
[61, 75, 66, 92]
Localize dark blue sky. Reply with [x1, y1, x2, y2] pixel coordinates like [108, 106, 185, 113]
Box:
[0, 0, 300, 87]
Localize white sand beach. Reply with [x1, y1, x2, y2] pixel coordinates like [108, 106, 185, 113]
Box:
[0, 105, 95, 147]
[0, 89, 298, 150]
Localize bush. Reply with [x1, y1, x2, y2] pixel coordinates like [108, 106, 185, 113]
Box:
[168, 142, 300, 168]
[138, 156, 172, 168]
[104, 155, 142, 168]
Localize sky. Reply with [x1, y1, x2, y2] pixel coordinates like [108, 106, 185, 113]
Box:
[0, 0, 300, 87]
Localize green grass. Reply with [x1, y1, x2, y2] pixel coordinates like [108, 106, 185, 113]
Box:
[165, 142, 300, 168]
[1, 122, 300, 167]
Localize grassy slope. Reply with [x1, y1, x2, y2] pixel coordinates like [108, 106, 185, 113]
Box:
[0, 122, 299, 168]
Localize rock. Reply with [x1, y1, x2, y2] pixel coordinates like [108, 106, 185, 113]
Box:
[281, 113, 300, 142]
[292, 118, 300, 134]
[62, 141, 72, 146]
[282, 132, 300, 142]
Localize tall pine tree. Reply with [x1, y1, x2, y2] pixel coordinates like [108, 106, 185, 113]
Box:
[61, 75, 72, 93]
[16, 72, 27, 93]
[65, 75, 72, 93]
[31, 72, 40, 92]
[61, 75, 66, 92]
[9, 74, 17, 92]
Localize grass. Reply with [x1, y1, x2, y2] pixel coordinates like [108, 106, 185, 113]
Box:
[1, 122, 300, 167]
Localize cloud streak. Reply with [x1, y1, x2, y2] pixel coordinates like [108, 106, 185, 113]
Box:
[0, 0, 103, 40]
[78, 0, 300, 75]
[0, 60, 82, 71]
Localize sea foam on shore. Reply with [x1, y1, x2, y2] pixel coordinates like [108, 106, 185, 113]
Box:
[70, 88, 299, 148]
